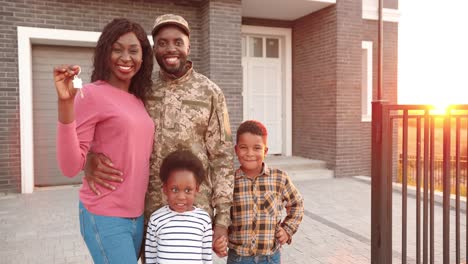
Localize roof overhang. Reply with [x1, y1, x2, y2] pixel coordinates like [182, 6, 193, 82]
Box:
[242, 0, 336, 20]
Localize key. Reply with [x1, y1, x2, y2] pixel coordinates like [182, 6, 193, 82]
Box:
[72, 73, 84, 98]
[72, 75, 82, 88]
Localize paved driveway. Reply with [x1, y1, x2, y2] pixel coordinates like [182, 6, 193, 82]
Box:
[1, 177, 466, 263]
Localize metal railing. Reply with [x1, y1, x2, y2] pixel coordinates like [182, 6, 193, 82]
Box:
[371, 102, 468, 263]
[397, 154, 467, 196]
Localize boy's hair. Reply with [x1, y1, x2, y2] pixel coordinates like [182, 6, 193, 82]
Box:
[159, 150, 205, 186]
[236, 120, 268, 144]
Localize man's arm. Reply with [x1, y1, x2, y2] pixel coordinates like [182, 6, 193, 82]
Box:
[205, 90, 235, 254]
[83, 152, 123, 195]
[212, 226, 228, 257]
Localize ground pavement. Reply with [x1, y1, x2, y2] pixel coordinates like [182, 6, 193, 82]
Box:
[1, 175, 466, 263]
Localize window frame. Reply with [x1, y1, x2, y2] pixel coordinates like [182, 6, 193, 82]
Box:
[362, 41, 373, 122]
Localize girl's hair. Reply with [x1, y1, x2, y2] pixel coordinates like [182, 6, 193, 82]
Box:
[159, 150, 206, 186]
[91, 18, 153, 102]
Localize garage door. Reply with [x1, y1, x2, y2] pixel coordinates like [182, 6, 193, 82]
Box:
[32, 45, 94, 186]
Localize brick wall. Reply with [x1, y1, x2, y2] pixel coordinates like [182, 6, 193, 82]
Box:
[292, 0, 398, 177]
[334, 0, 364, 177]
[0, 0, 242, 193]
[200, 0, 242, 140]
[199, 0, 210, 75]
[292, 6, 338, 170]
[334, 0, 398, 177]
[385, 0, 398, 9]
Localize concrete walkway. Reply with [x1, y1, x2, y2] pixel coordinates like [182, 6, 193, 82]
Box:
[1, 174, 466, 263]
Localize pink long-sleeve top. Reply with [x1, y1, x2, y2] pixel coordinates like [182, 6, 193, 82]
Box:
[57, 80, 155, 218]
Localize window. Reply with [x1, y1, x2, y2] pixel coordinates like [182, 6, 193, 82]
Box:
[245, 36, 280, 58]
[249, 37, 263, 57]
[266, 38, 279, 58]
[362, 0, 378, 18]
[362, 41, 373, 122]
[362, 0, 400, 22]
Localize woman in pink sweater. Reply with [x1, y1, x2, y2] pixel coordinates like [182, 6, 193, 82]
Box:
[54, 18, 154, 263]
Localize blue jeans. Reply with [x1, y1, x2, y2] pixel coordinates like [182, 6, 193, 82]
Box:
[79, 201, 144, 264]
[227, 249, 281, 264]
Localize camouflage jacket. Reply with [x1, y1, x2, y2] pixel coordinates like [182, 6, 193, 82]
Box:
[145, 62, 235, 228]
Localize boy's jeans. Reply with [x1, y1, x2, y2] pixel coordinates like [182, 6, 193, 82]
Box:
[79, 201, 144, 264]
[227, 249, 281, 264]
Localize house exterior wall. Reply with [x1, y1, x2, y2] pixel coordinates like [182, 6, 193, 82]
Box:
[292, 0, 398, 177]
[385, 0, 398, 9]
[292, 6, 338, 170]
[0, 0, 398, 192]
[335, 0, 364, 177]
[0, 0, 242, 193]
[200, 0, 242, 138]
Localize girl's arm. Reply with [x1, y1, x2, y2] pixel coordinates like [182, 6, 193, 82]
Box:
[202, 219, 214, 264]
[145, 221, 158, 264]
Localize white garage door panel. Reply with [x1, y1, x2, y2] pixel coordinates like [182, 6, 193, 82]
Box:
[32, 45, 94, 186]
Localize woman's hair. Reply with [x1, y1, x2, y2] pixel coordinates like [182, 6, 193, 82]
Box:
[159, 150, 206, 186]
[91, 18, 153, 102]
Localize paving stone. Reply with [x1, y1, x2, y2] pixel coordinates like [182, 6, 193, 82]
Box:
[1, 172, 466, 263]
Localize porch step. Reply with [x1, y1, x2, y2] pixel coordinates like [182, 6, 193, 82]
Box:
[264, 156, 334, 181]
[265, 156, 327, 170]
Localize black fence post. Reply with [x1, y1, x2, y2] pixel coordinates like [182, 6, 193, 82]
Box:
[371, 101, 392, 263]
[442, 111, 451, 264]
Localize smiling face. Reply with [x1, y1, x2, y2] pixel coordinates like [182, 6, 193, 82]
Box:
[235, 132, 268, 178]
[153, 25, 190, 78]
[107, 32, 143, 90]
[163, 169, 199, 213]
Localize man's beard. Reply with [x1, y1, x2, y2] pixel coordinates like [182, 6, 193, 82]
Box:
[157, 56, 187, 76]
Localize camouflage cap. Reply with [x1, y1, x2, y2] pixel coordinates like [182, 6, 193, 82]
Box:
[152, 14, 190, 37]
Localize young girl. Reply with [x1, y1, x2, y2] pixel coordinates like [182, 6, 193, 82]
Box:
[54, 18, 154, 263]
[145, 150, 213, 264]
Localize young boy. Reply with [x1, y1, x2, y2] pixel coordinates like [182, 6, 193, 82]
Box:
[145, 150, 213, 264]
[228, 120, 304, 264]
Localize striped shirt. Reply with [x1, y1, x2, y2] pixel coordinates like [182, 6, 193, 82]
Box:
[145, 205, 213, 264]
[228, 163, 304, 256]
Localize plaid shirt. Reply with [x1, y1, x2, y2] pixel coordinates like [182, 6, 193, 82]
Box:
[228, 163, 304, 256]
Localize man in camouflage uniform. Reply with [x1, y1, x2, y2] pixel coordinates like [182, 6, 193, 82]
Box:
[147, 13, 235, 245]
[84, 14, 234, 256]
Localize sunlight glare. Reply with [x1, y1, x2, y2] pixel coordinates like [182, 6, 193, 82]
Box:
[430, 102, 449, 115]
[398, 0, 468, 105]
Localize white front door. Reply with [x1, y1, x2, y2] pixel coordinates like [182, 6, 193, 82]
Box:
[242, 35, 283, 154]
